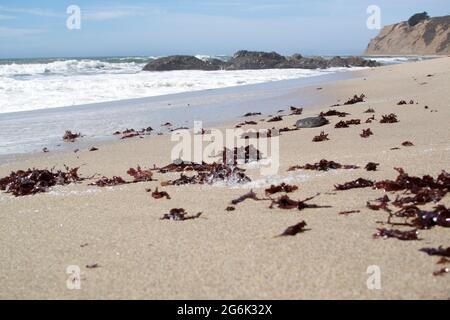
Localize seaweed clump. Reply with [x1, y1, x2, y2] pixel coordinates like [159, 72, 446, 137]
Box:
[312, 131, 329, 142]
[265, 183, 298, 195]
[335, 178, 374, 191]
[380, 114, 399, 123]
[160, 208, 202, 221]
[277, 221, 309, 237]
[344, 94, 365, 105]
[373, 228, 420, 241]
[63, 130, 82, 142]
[288, 159, 359, 172]
[0, 166, 84, 196]
[360, 128, 373, 138]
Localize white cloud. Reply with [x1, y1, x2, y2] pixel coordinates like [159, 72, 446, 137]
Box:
[0, 26, 46, 37]
[83, 6, 163, 21]
[0, 14, 15, 20]
[0, 6, 60, 17]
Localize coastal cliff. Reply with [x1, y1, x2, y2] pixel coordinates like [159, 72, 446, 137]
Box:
[365, 14, 450, 55]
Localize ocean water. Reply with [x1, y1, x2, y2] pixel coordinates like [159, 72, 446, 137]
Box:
[0, 54, 416, 115]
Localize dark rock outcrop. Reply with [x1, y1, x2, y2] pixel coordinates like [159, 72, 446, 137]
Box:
[366, 14, 450, 55]
[226, 50, 288, 70]
[143, 55, 227, 71]
[143, 51, 380, 71]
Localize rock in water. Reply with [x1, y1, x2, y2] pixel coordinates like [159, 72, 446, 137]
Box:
[142, 51, 380, 71]
[143, 55, 227, 71]
[295, 116, 329, 129]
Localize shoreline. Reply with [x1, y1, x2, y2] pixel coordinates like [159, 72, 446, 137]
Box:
[0, 67, 363, 162]
[0, 57, 449, 299]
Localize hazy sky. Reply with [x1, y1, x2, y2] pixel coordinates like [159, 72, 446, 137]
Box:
[0, 0, 448, 58]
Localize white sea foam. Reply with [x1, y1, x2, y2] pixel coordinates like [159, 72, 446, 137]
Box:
[0, 57, 362, 114]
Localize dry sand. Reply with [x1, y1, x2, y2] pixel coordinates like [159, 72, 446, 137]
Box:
[0, 57, 449, 299]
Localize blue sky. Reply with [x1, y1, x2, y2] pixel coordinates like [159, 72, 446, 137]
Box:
[0, 0, 448, 58]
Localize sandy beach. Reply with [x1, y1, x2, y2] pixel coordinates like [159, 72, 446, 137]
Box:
[0, 57, 449, 299]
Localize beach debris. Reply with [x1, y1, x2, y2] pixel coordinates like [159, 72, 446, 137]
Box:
[270, 194, 327, 211]
[162, 122, 172, 127]
[160, 208, 202, 221]
[420, 246, 450, 258]
[390, 147, 400, 150]
[235, 121, 258, 128]
[364, 108, 375, 113]
[335, 178, 374, 191]
[374, 168, 449, 195]
[159, 162, 251, 186]
[365, 162, 379, 171]
[433, 268, 450, 276]
[335, 119, 361, 128]
[265, 183, 298, 195]
[401, 141, 414, 147]
[288, 159, 359, 172]
[277, 221, 308, 237]
[290, 106, 303, 115]
[231, 190, 262, 205]
[241, 129, 277, 139]
[295, 116, 329, 128]
[365, 115, 376, 123]
[344, 94, 365, 105]
[397, 100, 415, 105]
[114, 127, 153, 139]
[278, 127, 300, 133]
[127, 166, 154, 182]
[437, 257, 450, 264]
[243, 112, 262, 117]
[42, 147, 49, 153]
[319, 110, 349, 117]
[380, 113, 399, 123]
[267, 116, 283, 122]
[86, 263, 100, 269]
[90, 176, 127, 187]
[312, 131, 330, 142]
[63, 130, 82, 142]
[89, 147, 99, 152]
[226, 206, 236, 212]
[220, 145, 263, 165]
[151, 187, 171, 200]
[339, 210, 361, 216]
[360, 128, 374, 138]
[373, 228, 420, 241]
[0, 166, 84, 196]
[367, 195, 391, 211]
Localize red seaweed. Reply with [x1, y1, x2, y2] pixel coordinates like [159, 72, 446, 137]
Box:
[380, 114, 399, 123]
[312, 131, 329, 142]
[151, 187, 171, 200]
[63, 130, 82, 142]
[160, 208, 202, 221]
[420, 246, 450, 258]
[319, 110, 349, 117]
[365, 162, 379, 171]
[289, 159, 359, 172]
[344, 94, 365, 105]
[373, 228, 420, 241]
[265, 183, 298, 195]
[360, 128, 373, 138]
[127, 166, 154, 182]
[277, 221, 308, 237]
[0, 166, 85, 196]
[90, 176, 127, 187]
[335, 178, 374, 191]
